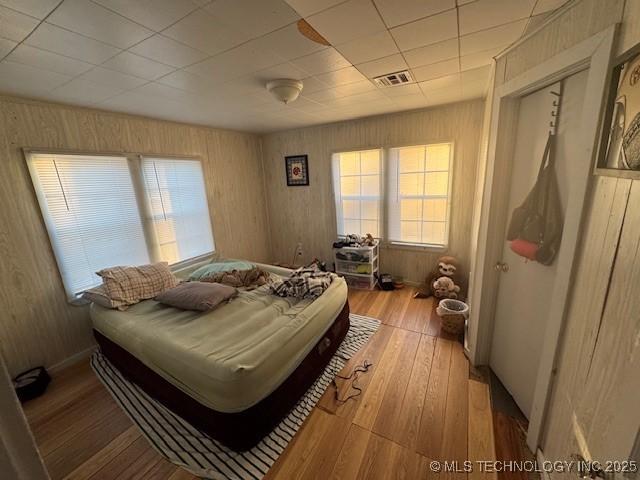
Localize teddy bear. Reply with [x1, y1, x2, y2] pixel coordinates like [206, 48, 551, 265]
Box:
[432, 276, 460, 299]
[414, 255, 466, 299]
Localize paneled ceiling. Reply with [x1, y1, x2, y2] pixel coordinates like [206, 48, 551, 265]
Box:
[0, 0, 567, 133]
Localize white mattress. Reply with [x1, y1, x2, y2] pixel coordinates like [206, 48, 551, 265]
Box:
[90, 270, 347, 413]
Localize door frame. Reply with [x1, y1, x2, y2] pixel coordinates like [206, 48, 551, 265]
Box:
[466, 24, 618, 452]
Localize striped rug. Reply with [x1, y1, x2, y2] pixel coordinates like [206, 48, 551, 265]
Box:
[91, 313, 380, 480]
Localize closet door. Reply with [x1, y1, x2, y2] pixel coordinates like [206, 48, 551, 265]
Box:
[489, 70, 589, 419]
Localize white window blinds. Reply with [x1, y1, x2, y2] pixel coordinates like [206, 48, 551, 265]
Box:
[27, 154, 150, 296]
[27, 153, 216, 299]
[141, 157, 214, 264]
[332, 149, 382, 238]
[388, 144, 452, 246]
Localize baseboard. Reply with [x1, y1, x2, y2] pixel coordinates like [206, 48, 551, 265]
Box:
[49, 344, 97, 374]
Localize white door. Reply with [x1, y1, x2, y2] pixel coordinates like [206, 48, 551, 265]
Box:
[489, 69, 588, 419]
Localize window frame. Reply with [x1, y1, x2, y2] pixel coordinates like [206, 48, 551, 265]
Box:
[331, 148, 384, 239]
[331, 141, 454, 252]
[23, 148, 216, 301]
[386, 142, 455, 250]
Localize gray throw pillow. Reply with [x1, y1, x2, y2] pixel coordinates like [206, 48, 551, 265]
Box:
[155, 282, 237, 311]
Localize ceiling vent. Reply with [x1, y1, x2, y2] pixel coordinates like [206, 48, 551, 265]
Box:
[373, 70, 414, 87]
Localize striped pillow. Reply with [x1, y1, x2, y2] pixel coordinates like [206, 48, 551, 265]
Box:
[97, 262, 179, 307]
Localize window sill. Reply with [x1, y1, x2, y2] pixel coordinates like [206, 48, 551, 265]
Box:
[171, 252, 215, 275]
[381, 242, 448, 253]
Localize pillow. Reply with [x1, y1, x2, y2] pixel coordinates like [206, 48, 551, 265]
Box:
[97, 262, 179, 307]
[82, 284, 128, 310]
[189, 259, 256, 281]
[155, 282, 237, 311]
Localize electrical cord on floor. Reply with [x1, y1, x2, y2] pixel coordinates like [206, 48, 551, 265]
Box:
[331, 360, 373, 404]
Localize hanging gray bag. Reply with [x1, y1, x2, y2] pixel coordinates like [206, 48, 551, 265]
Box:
[506, 133, 564, 265]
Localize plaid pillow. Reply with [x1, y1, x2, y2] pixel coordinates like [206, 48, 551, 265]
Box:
[97, 262, 179, 307]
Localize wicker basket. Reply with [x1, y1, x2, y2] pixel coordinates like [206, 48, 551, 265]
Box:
[436, 299, 469, 335]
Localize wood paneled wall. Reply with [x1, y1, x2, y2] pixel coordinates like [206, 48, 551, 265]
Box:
[486, 0, 640, 465]
[260, 101, 485, 284]
[0, 96, 270, 376]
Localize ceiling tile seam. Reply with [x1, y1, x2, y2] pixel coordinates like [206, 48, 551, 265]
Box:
[530, 0, 542, 18]
[87, 0, 201, 34]
[290, 0, 350, 18]
[17, 24, 170, 91]
[367, 0, 413, 103]
[4, 43, 106, 71]
[387, 6, 457, 31]
[85, 0, 173, 34]
[519, 0, 543, 38]
[0, 0, 65, 64]
[148, 19, 315, 84]
[87, 87, 130, 106]
[395, 15, 533, 64]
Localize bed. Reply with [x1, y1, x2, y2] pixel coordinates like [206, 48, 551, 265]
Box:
[91, 264, 349, 450]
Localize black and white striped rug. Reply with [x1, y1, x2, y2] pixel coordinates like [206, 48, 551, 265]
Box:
[91, 313, 380, 479]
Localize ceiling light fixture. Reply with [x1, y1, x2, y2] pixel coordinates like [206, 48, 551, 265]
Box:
[266, 79, 303, 104]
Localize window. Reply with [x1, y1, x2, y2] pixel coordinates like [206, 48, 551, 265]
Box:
[332, 143, 452, 247]
[332, 149, 382, 238]
[27, 152, 215, 298]
[388, 144, 452, 247]
[141, 157, 214, 264]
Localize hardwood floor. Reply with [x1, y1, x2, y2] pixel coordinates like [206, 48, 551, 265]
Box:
[22, 287, 517, 479]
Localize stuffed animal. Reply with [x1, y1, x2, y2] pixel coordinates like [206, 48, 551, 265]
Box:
[362, 233, 376, 246]
[432, 276, 460, 299]
[414, 255, 466, 299]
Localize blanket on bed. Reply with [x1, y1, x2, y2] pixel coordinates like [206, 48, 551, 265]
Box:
[198, 267, 270, 290]
[270, 265, 335, 299]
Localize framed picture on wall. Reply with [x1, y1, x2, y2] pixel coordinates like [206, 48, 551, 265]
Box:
[285, 155, 309, 186]
[596, 43, 640, 178]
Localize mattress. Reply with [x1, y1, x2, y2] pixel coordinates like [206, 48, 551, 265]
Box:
[90, 268, 347, 413]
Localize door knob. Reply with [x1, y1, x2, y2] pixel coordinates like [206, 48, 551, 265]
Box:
[494, 262, 509, 273]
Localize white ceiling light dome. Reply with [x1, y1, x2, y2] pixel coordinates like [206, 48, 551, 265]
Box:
[266, 79, 303, 104]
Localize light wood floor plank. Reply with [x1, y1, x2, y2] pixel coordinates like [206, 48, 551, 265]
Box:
[62, 426, 140, 480]
[379, 286, 413, 328]
[371, 330, 421, 441]
[347, 289, 370, 312]
[364, 290, 393, 321]
[390, 334, 436, 450]
[416, 338, 453, 459]
[353, 328, 408, 430]
[318, 324, 394, 418]
[423, 300, 442, 337]
[400, 296, 433, 333]
[329, 424, 371, 480]
[265, 409, 350, 480]
[441, 341, 469, 464]
[44, 403, 132, 479]
[88, 436, 155, 480]
[468, 380, 498, 480]
[167, 468, 201, 480]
